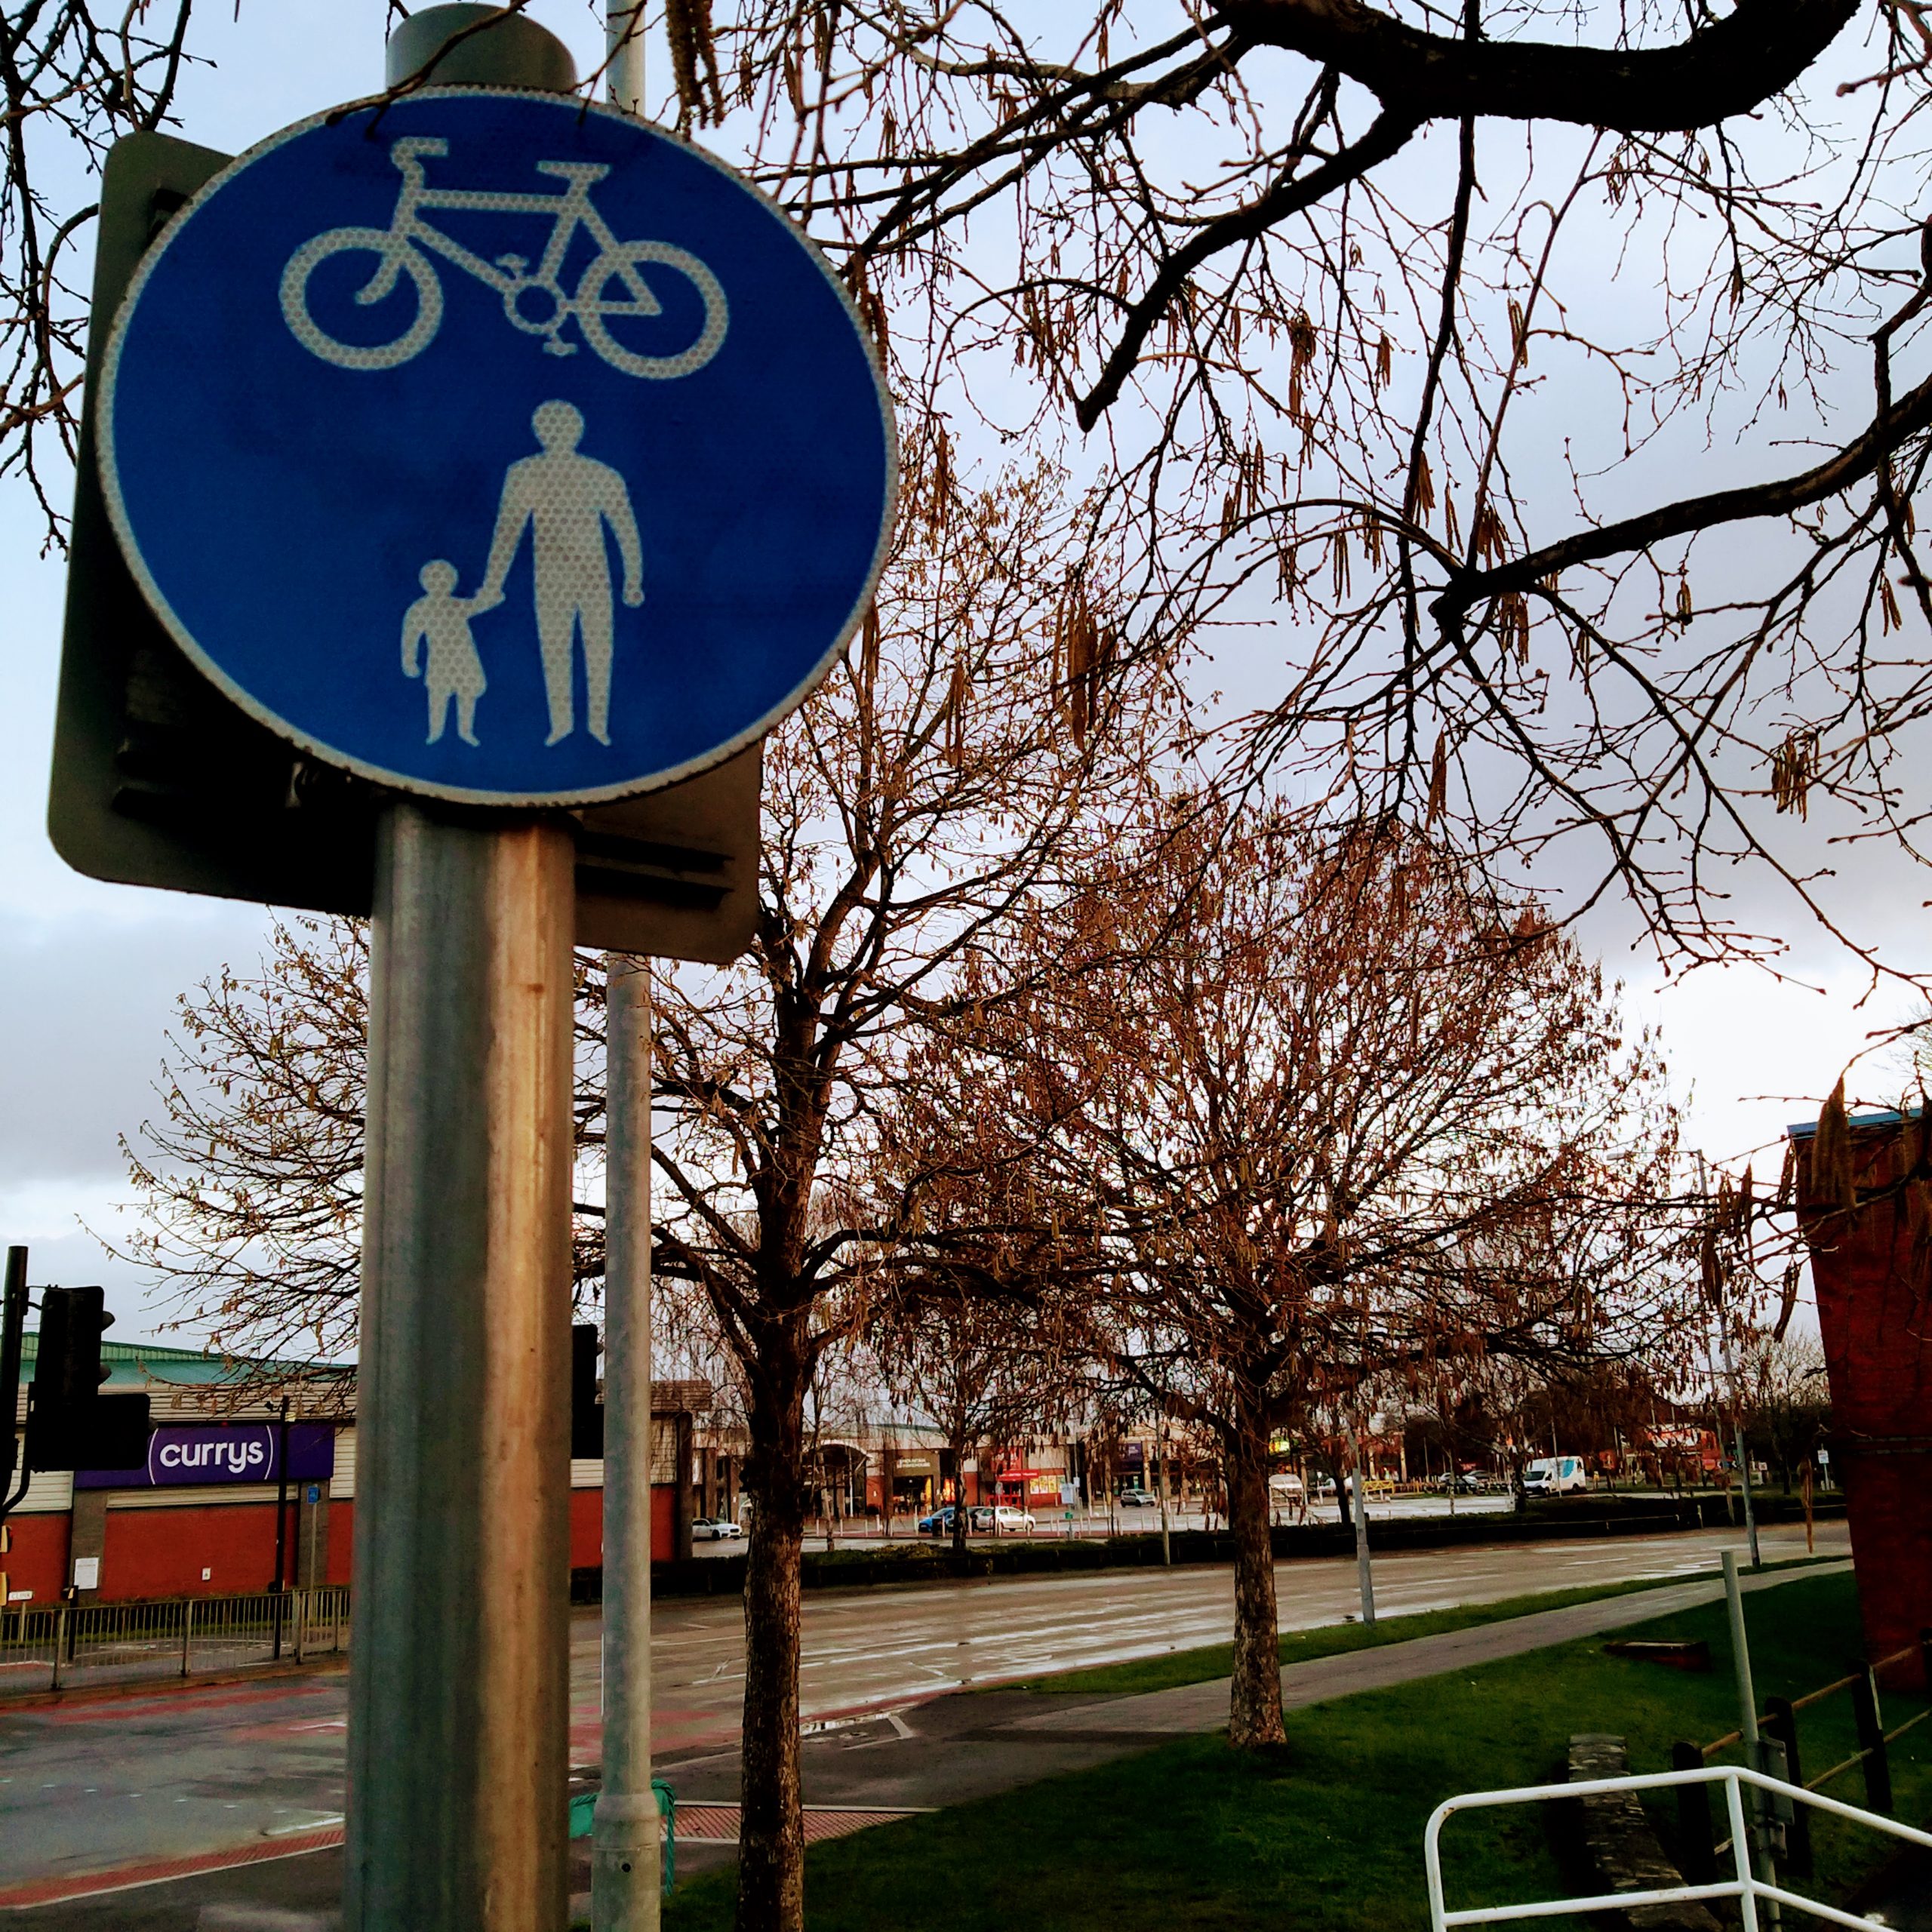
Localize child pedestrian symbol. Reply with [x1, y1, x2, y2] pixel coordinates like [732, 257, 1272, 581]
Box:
[401, 560, 488, 745]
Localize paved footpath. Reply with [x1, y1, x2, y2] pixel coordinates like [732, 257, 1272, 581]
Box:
[1, 1527, 1847, 1926]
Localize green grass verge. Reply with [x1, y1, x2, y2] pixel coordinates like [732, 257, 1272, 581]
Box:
[664, 1568, 1926, 1932]
[1009, 1553, 1841, 1697]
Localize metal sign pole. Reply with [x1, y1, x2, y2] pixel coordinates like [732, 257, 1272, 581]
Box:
[344, 20, 584, 1932]
[349, 804, 577, 1932]
[594, 954, 660, 1929]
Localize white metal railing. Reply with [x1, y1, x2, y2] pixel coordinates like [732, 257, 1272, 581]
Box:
[1425, 1762, 1932, 1932]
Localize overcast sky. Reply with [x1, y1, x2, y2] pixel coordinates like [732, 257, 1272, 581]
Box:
[0, 0, 1912, 1348]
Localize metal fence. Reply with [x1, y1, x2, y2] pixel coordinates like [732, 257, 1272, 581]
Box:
[0, 1586, 350, 1696]
[1426, 1762, 1932, 1932]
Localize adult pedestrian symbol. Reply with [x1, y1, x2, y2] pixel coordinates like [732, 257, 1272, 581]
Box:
[99, 91, 896, 807]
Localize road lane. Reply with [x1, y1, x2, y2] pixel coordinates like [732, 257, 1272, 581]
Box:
[0, 1519, 1844, 1900]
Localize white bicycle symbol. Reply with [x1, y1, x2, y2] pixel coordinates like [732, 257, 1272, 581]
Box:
[280, 137, 728, 378]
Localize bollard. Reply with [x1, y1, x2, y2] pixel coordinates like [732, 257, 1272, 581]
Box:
[180, 1598, 194, 1678]
[1764, 1696, 1811, 1878]
[1672, 1741, 1716, 1883]
[1850, 1661, 1893, 1815]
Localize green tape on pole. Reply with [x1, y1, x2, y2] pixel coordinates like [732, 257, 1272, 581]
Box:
[567, 1781, 675, 1896]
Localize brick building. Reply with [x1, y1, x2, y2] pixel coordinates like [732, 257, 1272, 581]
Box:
[3, 1334, 696, 1606]
[1791, 1106, 1932, 1681]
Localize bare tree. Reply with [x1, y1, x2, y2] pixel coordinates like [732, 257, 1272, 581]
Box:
[1737, 1324, 1832, 1491]
[20, 5, 1932, 975]
[110, 918, 369, 1364]
[111, 922, 615, 1365]
[992, 801, 1692, 1745]
[628, 461, 1173, 1930]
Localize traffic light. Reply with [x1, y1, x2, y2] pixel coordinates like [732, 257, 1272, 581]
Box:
[571, 1324, 605, 1460]
[25, 1287, 152, 1473]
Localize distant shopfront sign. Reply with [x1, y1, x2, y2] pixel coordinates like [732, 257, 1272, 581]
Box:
[75, 1422, 335, 1490]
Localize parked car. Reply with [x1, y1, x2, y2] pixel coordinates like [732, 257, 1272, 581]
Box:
[1522, 1455, 1587, 1497]
[918, 1506, 960, 1535]
[968, 1505, 996, 1531]
[691, 1517, 744, 1541]
[990, 1506, 1035, 1534]
[1118, 1489, 1161, 1509]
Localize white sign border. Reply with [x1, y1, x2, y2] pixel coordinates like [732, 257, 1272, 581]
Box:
[97, 87, 900, 811]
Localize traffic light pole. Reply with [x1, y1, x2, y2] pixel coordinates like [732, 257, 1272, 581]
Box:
[0, 1249, 29, 1524]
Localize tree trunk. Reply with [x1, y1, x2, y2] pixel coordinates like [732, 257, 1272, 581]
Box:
[1226, 1398, 1286, 1748]
[952, 1432, 970, 1555]
[737, 1348, 810, 1932]
[1324, 1446, 1352, 1531]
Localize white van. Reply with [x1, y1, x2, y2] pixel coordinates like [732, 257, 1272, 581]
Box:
[1522, 1455, 1586, 1496]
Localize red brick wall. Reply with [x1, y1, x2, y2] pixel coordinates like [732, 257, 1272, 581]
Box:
[570, 1484, 679, 1565]
[100, 1502, 297, 1601]
[2, 1512, 69, 1603]
[1798, 1121, 1932, 1682]
[327, 1500, 353, 1585]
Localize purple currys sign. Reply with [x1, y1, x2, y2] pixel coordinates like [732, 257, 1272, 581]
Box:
[74, 1422, 336, 1490]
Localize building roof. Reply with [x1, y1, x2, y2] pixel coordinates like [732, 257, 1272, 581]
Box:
[1786, 1107, 1922, 1140]
[20, 1331, 346, 1380]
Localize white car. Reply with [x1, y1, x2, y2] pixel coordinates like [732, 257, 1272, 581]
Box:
[990, 1506, 1035, 1534]
[691, 1516, 745, 1540]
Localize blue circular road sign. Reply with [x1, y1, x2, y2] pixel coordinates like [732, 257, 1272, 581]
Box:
[100, 91, 897, 807]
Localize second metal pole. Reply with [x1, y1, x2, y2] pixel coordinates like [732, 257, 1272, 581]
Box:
[1353, 1423, 1376, 1626]
[593, 955, 661, 1931]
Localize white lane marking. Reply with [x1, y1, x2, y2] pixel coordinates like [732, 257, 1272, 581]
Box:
[263, 1812, 343, 1837]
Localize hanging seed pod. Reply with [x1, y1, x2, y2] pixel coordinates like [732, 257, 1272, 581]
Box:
[1496, 591, 1531, 665]
[1770, 729, 1820, 819]
[945, 654, 968, 765]
[1508, 297, 1529, 368]
[1376, 333, 1393, 388]
[1408, 452, 1436, 521]
[1812, 1077, 1856, 1216]
[663, 0, 724, 126]
[1287, 310, 1318, 423]
[1472, 499, 1509, 566]
[1426, 736, 1448, 825]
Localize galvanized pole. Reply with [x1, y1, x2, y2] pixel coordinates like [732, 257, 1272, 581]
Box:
[590, 20, 661, 1927]
[349, 796, 577, 1932]
[1353, 1422, 1376, 1626]
[346, 20, 583, 1917]
[1698, 1152, 1763, 1570]
[593, 955, 660, 1932]
[1724, 1548, 1781, 1918]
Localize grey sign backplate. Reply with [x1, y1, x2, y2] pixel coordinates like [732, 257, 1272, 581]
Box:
[50, 131, 760, 964]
